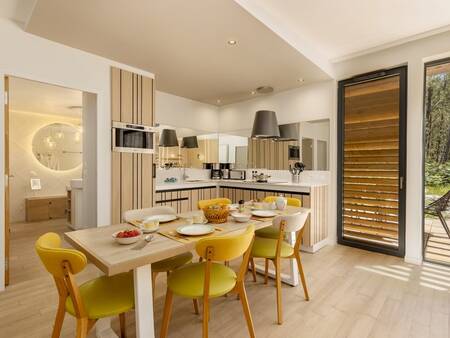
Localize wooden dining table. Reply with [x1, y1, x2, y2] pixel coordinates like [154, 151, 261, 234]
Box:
[64, 206, 309, 338]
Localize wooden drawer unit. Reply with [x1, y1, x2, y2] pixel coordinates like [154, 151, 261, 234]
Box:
[25, 195, 67, 222]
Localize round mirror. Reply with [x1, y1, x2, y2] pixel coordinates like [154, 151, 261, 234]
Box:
[32, 123, 82, 171]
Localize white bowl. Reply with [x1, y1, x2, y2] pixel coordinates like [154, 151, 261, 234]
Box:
[112, 229, 142, 245]
[231, 212, 251, 223]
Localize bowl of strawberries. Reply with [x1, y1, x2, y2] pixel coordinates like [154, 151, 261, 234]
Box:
[112, 228, 142, 245]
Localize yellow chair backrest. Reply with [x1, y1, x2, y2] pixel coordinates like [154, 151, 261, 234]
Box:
[35, 232, 87, 278]
[264, 196, 302, 207]
[196, 225, 255, 261]
[198, 198, 232, 210]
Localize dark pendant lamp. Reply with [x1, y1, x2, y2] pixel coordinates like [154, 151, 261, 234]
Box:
[159, 129, 179, 147]
[251, 110, 280, 138]
[278, 123, 299, 141]
[181, 136, 199, 148]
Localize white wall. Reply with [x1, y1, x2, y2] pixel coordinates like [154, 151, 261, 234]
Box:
[155, 91, 219, 132]
[0, 18, 154, 290]
[333, 30, 450, 264]
[218, 80, 334, 132]
[9, 110, 82, 222]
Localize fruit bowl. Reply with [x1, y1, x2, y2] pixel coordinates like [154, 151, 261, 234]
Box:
[112, 229, 142, 245]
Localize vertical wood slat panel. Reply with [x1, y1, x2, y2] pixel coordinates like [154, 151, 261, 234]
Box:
[120, 70, 133, 123]
[111, 67, 154, 221]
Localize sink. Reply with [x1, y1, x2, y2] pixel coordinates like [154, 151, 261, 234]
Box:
[70, 178, 83, 189]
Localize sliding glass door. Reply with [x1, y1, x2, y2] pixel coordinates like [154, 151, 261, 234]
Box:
[423, 58, 450, 265]
[337, 66, 407, 257]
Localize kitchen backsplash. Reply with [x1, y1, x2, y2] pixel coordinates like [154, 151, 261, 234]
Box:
[156, 168, 211, 184]
[156, 167, 329, 185]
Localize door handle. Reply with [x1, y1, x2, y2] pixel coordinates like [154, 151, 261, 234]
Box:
[400, 176, 404, 190]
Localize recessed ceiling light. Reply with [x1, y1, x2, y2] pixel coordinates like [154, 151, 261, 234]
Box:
[251, 91, 256, 95]
[227, 40, 237, 46]
[216, 99, 221, 104]
[297, 78, 304, 83]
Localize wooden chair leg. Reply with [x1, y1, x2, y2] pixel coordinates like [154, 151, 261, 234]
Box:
[152, 272, 158, 300]
[264, 259, 269, 285]
[76, 318, 89, 338]
[160, 289, 174, 338]
[250, 257, 257, 282]
[86, 319, 97, 334]
[238, 283, 256, 338]
[193, 298, 200, 315]
[51, 297, 66, 338]
[295, 253, 310, 301]
[119, 313, 126, 338]
[202, 295, 209, 338]
[275, 259, 283, 325]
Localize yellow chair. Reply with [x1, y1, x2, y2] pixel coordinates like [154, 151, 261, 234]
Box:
[255, 196, 302, 239]
[250, 212, 310, 325]
[123, 206, 193, 296]
[197, 198, 232, 210]
[35, 233, 133, 338]
[160, 225, 256, 338]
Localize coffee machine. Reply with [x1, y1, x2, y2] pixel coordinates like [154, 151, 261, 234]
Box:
[204, 163, 222, 180]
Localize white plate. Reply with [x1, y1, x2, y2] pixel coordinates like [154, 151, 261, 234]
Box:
[143, 214, 177, 223]
[251, 210, 277, 218]
[176, 224, 215, 236]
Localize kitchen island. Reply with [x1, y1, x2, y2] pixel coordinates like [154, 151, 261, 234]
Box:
[156, 179, 328, 253]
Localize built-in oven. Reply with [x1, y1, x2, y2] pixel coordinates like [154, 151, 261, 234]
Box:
[112, 121, 156, 154]
[288, 145, 300, 160]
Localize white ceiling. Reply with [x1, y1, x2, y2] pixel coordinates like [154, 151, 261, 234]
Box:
[238, 0, 450, 62]
[9, 77, 82, 119]
[24, 0, 330, 106]
[4, 0, 450, 106]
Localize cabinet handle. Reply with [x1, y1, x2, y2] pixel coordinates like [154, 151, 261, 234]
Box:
[153, 163, 156, 178]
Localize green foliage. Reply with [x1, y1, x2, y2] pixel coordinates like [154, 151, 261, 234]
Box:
[424, 71, 450, 165]
[425, 161, 450, 187]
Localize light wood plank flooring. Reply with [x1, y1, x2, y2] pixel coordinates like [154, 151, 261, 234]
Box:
[1, 219, 450, 338]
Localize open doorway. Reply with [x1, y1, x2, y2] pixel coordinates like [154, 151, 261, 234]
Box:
[423, 58, 450, 265]
[5, 77, 84, 285]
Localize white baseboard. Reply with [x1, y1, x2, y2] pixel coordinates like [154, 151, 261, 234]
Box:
[301, 237, 329, 253]
[404, 255, 422, 265]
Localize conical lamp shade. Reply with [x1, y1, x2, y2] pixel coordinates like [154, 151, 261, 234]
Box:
[181, 136, 199, 148]
[251, 110, 280, 138]
[159, 129, 179, 147]
[278, 123, 299, 141]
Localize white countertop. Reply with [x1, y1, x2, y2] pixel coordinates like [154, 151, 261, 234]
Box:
[156, 179, 327, 193]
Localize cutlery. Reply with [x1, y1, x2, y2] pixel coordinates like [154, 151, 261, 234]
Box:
[132, 234, 153, 250]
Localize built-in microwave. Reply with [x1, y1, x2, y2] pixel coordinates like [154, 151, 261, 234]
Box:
[112, 121, 156, 154]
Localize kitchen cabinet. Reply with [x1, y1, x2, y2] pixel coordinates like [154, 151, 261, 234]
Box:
[220, 185, 328, 252]
[155, 186, 217, 213]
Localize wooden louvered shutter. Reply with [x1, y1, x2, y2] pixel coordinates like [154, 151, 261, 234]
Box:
[338, 67, 406, 256]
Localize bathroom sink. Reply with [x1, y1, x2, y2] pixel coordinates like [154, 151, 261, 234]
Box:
[70, 178, 83, 189]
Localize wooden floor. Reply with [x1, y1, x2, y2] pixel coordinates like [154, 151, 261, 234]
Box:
[424, 216, 450, 265]
[1, 219, 450, 338]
